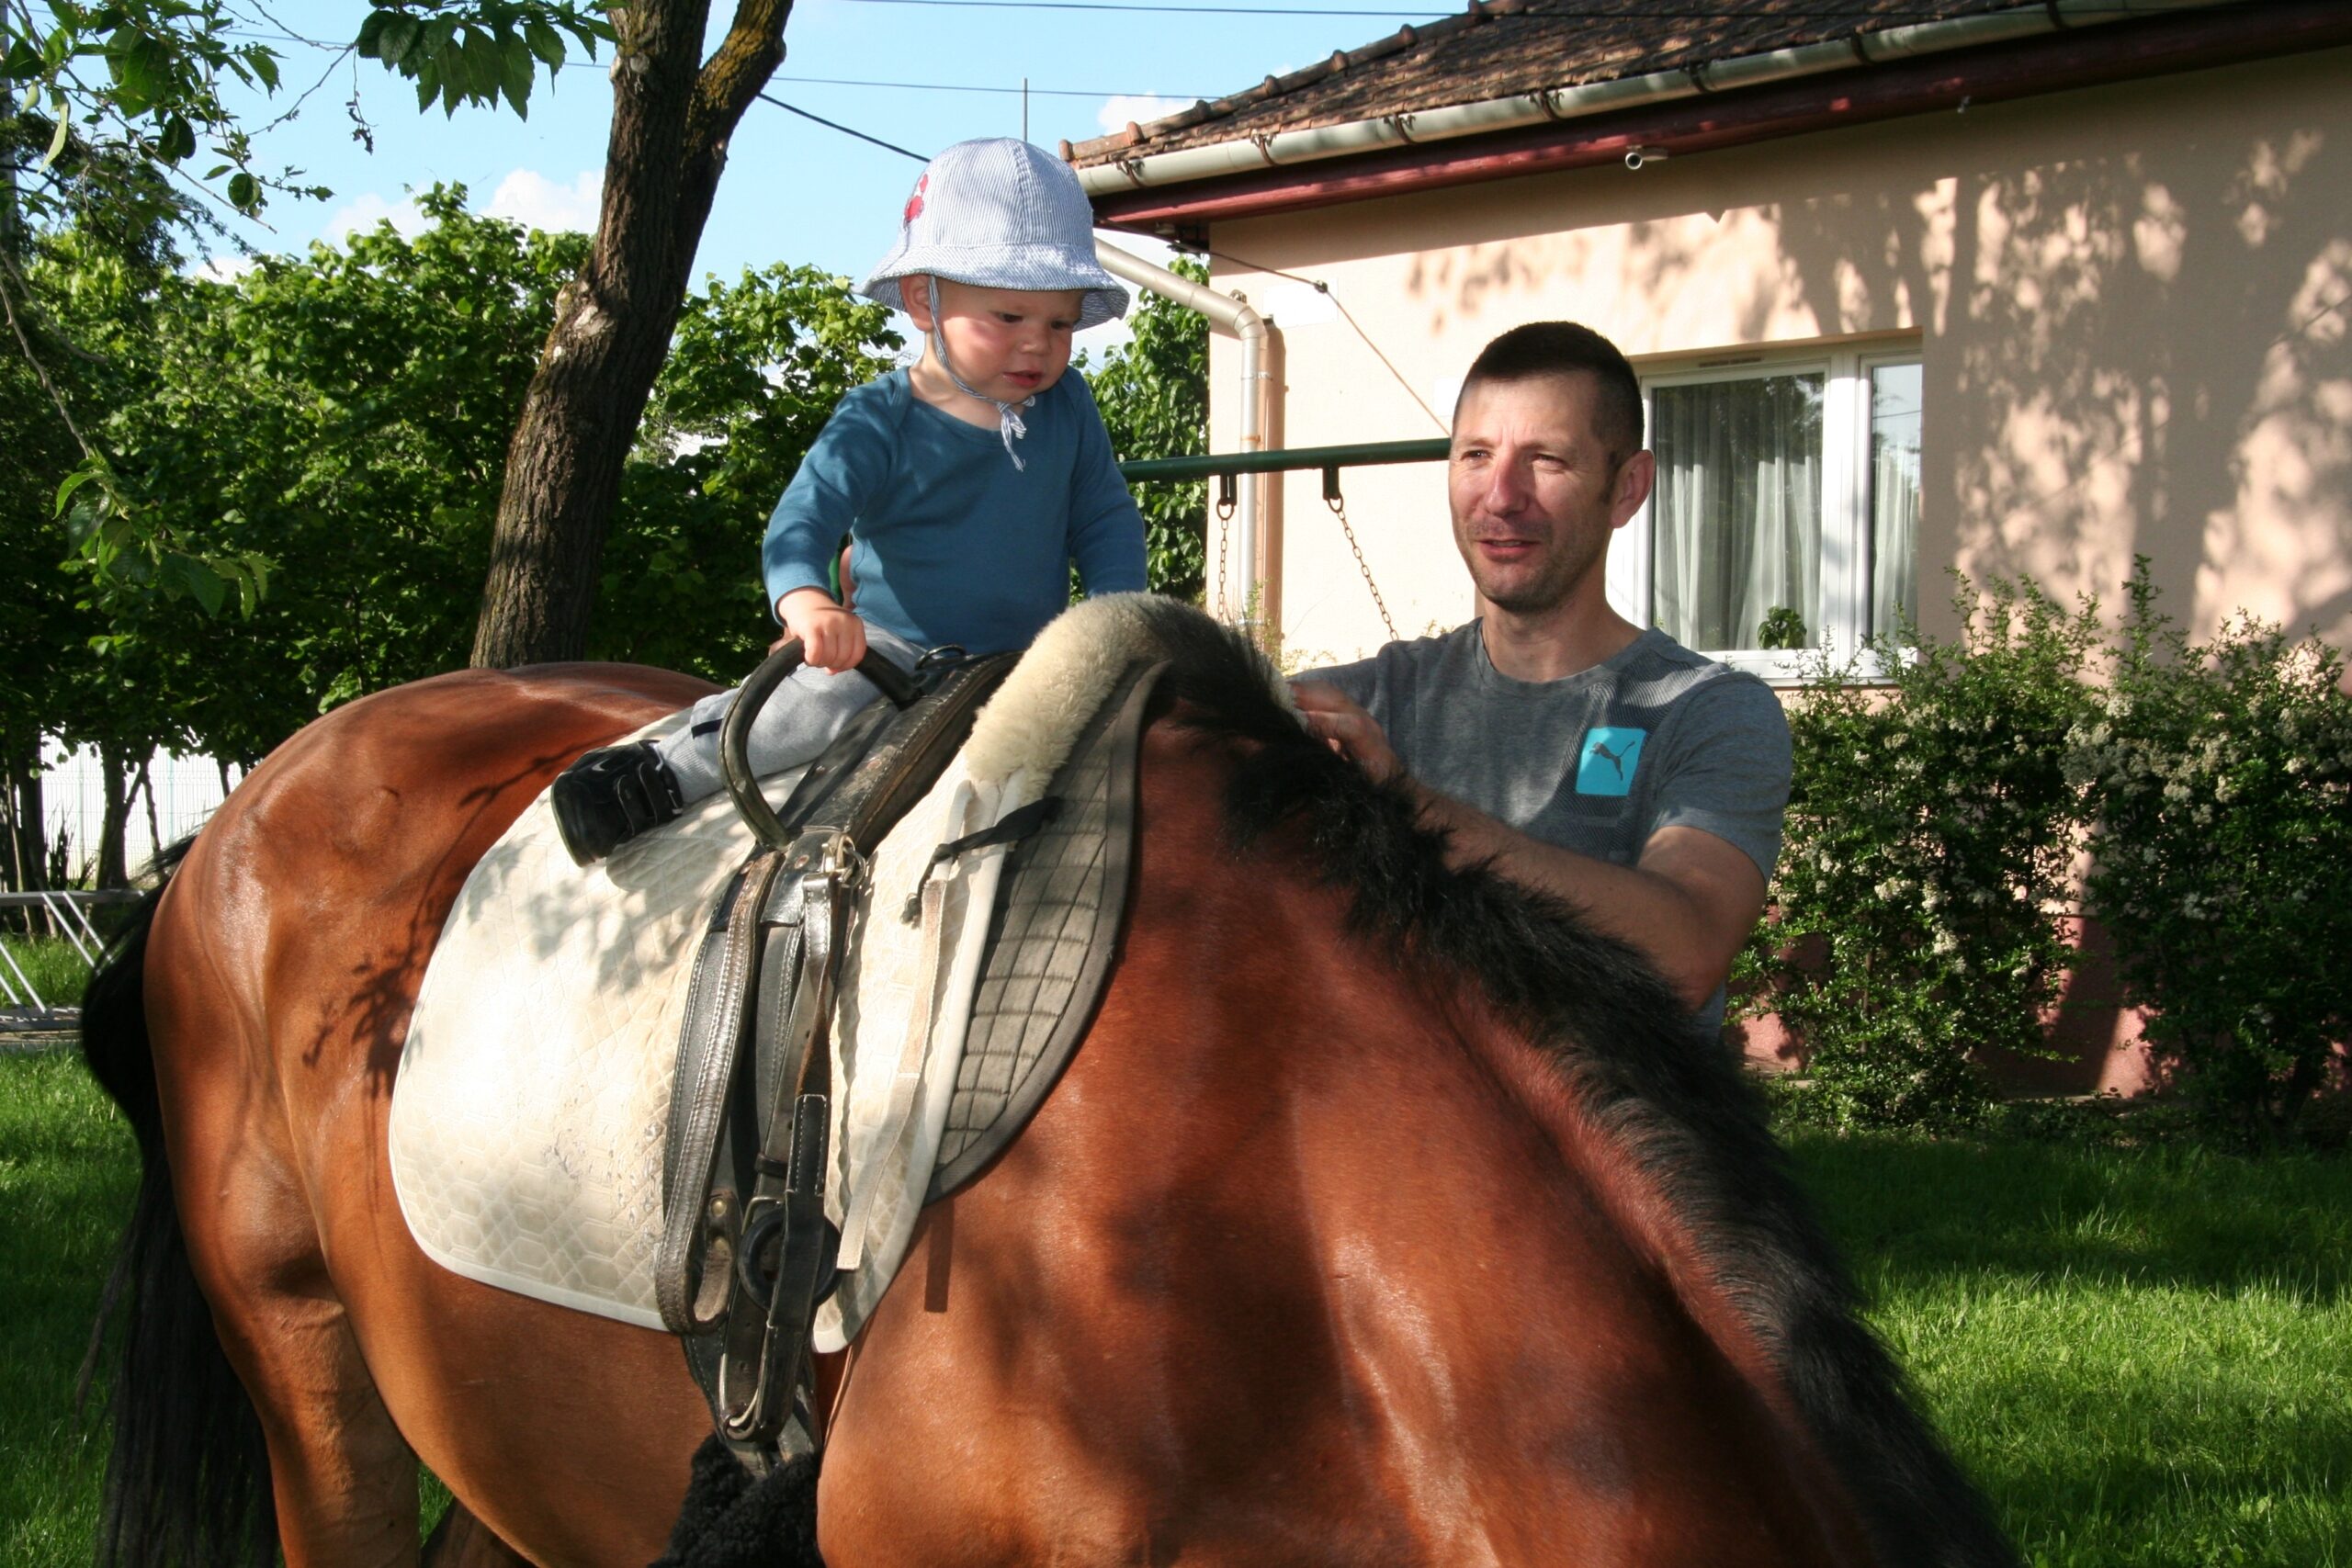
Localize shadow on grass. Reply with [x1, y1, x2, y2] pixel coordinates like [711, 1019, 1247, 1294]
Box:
[1783, 1131, 2352, 1304]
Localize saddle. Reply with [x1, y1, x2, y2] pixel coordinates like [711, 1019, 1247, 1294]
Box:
[655, 636, 1167, 1473]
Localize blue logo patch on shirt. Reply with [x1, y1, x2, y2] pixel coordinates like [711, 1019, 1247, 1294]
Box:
[1576, 727, 1648, 796]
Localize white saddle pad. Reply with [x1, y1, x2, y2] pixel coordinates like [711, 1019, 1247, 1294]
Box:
[388, 593, 1201, 1349]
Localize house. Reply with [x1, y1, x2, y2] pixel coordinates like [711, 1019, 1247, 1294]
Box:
[1070, 0, 2352, 678]
[1070, 0, 2350, 1093]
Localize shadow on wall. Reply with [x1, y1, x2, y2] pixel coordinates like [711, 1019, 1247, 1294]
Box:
[1389, 66, 2351, 649]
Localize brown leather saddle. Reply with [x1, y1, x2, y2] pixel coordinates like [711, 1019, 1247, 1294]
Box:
[654, 639, 1165, 1474]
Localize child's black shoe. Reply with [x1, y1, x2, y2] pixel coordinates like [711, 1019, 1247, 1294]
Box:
[550, 742, 684, 865]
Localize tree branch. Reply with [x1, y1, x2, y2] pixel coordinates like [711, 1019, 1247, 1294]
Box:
[0, 252, 107, 477]
[693, 0, 791, 135]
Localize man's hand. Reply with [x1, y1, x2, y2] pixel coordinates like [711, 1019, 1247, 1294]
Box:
[1291, 682, 1404, 784]
[1294, 678, 1763, 1011]
[777, 587, 868, 672]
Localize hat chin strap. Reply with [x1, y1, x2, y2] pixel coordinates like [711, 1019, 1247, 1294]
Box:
[927, 277, 1034, 470]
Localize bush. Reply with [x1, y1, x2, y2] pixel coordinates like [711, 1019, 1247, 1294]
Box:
[1085, 257, 1209, 602]
[2065, 563, 2352, 1142]
[1749, 579, 2101, 1131]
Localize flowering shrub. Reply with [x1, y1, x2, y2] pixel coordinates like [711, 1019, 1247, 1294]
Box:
[1748, 580, 2099, 1130]
[2064, 565, 2352, 1142]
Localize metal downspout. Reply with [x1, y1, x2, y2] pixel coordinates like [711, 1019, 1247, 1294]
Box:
[1095, 241, 1272, 630]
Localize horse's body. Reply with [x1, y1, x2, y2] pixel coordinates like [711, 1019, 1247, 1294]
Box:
[84, 627, 2017, 1567]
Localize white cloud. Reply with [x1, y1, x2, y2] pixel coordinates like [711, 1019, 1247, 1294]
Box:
[191, 254, 259, 284]
[481, 168, 604, 236]
[1096, 94, 1188, 134]
[320, 191, 427, 245]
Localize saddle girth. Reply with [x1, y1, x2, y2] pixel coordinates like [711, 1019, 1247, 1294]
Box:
[658, 653, 1017, 1471]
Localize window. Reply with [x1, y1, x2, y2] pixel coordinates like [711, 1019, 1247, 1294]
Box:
[1604, 346, 1922, 680]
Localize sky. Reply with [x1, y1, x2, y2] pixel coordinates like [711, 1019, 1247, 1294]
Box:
[198, 0, 1448, 325]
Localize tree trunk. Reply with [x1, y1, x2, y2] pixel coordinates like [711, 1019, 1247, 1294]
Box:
[0, 729, 42, 936]
[469, 0, 792, 668]
[96, 739, 132, 889]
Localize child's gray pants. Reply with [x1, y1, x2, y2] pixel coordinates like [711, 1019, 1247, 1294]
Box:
[655, 625, 926, 807]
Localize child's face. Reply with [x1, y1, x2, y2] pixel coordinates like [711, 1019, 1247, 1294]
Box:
[908, 278, 1087, 404]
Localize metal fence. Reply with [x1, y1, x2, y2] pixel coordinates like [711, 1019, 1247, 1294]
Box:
[38, 747, 238, 884]
[1, 890, 142, 1040]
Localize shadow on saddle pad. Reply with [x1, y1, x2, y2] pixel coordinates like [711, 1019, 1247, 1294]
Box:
[390, 595, 1217, 1478]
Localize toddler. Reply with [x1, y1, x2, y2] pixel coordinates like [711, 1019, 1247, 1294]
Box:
[554, 138, 1147, 864]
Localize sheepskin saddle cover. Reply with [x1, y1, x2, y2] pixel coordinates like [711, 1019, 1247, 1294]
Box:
[387, 594, 1224, 1348]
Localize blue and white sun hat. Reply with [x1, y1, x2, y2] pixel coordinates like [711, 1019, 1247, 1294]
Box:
[863, 139, 1130, 468]
[863, 138, 1129, 331]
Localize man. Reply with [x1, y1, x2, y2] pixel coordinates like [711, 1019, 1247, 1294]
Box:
[1293, 321, 1791, 1028]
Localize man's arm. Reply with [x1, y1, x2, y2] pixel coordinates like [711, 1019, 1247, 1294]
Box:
[1293, 682, 1766, 1010]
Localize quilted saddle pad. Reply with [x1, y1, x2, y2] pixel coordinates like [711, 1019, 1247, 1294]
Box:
[387, 594, 1239, 1340]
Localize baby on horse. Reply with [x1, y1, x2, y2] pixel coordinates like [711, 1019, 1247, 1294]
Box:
[554, 137, 1148, 865]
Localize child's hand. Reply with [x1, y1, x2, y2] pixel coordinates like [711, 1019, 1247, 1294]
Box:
[779, 589, 868, 672]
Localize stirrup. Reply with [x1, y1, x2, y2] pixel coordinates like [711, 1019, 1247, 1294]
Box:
[551, 741, 684, 865]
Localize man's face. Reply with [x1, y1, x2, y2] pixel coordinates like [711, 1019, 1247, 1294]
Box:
[1448, 372, 1651, 616]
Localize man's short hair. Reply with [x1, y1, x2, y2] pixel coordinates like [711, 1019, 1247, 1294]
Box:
[1458, 321, 1645, 459]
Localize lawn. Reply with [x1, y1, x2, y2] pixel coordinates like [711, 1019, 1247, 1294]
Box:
[1, 933, 99, 1017]
[4, 1044, 2346, 1564]
[1, 1047, 133, 1564]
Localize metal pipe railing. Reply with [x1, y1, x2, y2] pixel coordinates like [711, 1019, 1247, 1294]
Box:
[1119, 437, 1448, 486]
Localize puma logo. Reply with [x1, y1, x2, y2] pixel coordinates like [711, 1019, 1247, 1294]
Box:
[1576, 728, 1646, 797]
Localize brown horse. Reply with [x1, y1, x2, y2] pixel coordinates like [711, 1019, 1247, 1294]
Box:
[81, 615, 2018, 1567]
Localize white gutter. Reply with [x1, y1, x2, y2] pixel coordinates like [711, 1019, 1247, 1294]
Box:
[1096, 240, 1272, 629]
[1078, 0, 2230, 197]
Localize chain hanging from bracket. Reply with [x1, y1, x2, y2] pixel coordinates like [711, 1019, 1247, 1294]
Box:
[1213, 472, 1237, 620]
[1323, 467, 1397, 643]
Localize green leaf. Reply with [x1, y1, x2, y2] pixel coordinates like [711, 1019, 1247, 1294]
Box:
[356, 7, 390, 54]
[40, 100, 71, 169]
[161, 552, 229, 615]
[52, 466, 103, 518]
[226, 171, 258, 209]
[500, 30, 535, 114]
[414, 63, 438, 112]
[524, 17, 564, 69]
[382, 15, 423, 65]
[460, 27, 502, 102]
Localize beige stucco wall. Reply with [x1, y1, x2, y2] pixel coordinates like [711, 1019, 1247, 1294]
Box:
[1197, 47, 2352, 669]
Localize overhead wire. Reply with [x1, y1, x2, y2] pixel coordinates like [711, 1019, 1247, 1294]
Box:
[756, 92, 931, 162]
[774, 73, 1209, 98]
[1202, 245, 1448, 434]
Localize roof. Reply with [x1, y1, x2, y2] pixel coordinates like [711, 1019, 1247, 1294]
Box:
[1066, 0, 2054, 165]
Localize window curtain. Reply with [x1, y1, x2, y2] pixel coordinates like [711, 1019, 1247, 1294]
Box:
[1868, 362, 1923, 639]
[1650, 374, 1824, 651]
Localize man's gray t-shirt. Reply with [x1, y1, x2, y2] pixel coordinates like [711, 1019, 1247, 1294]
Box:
[1312, 622, 1792, 1028]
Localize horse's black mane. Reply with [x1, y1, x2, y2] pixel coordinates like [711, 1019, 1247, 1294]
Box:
[1142, 601, 2018, 1568]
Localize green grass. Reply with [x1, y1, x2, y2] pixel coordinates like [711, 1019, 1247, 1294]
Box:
[1786, 1130, 2352, 1567]
[3, 1048, 2346, 1564]
[1, 1048, 134, 1564]
[1, 936, 98, 1017]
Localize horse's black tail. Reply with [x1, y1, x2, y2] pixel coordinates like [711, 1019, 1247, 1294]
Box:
[77, 836, 277, 1568]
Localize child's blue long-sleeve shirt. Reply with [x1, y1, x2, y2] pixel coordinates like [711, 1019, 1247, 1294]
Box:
[762, 369, 1148, 656]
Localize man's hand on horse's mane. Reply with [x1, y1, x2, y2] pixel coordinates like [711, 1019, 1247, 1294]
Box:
[1289, 679, 1762, 1011]
[1290, 682, 1405, 785]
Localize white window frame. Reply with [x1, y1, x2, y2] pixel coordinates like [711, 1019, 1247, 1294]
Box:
[1604, 344, 1921, 684]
